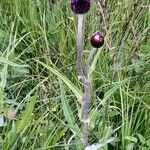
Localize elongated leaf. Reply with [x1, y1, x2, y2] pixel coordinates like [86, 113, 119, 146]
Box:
[59, 78, 82, 137]
[0, 114, 4, 127]
[16, 77, 49, 110]
[3, 93, 37, 149]
[0, 88, 4, 113]
[0, 29, 6, 39]
[85, 138, 115, 150]
[126, 143, 135, 150]
[102, 78, 129, 105]
[124, 136, 137, 143]
[35, 60, 83, 102]
[0, 61, 8, 89]
[16, 94, 37, 133]
[89, 48, 102, 76]
[136, 133, 145, 144]
[52, 127, 68, 144]
[0, 57, 28, 68]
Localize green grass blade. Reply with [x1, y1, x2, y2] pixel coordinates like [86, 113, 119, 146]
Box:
[89, 48, 102, 76]
[35, 60, 83, 102]
[0, 57, 29, 68]
[102, 78, 129, 105]
[2, 93, 37, 149]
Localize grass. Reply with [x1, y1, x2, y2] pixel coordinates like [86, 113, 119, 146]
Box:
[0, 0, 150, 149]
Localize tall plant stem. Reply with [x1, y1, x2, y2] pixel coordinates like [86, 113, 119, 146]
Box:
[77, 14, 91, 148]
[77, 14, 84, 79]
[82, 77, 91, 148]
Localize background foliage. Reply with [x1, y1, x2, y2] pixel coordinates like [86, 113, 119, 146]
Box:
[0, 0, 149, 149]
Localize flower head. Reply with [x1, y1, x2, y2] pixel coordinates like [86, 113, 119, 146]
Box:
[90, 32, 104, 48]
[71, 0, 90, 14]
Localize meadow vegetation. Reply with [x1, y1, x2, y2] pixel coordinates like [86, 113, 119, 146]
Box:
[0, 0, 150, 149]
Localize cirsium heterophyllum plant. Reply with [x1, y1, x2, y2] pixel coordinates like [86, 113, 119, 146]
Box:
[70, 0, 104, 148]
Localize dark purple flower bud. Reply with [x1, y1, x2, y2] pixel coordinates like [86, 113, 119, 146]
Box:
[71, 0, 90, 14]
[90, 32, 104, 48]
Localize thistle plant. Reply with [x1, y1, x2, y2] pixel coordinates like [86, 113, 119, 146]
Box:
[71, 0, 104, 148]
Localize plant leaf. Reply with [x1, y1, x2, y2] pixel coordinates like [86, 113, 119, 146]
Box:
[35, 60, 83, 103]
[85, 138, 115, 150]
[2, 93, 37, 149]
[102, 78, 129, 105]
[0, 57, 29, 68]
[59, 78, 82, 137]
[124, 136, 137, 143]
[0, 114, 4, 127]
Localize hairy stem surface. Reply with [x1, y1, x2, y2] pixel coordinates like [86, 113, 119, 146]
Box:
[77, 14, 91, 148]
[82, 78, 91, 148]
[77, 14, 84, 79]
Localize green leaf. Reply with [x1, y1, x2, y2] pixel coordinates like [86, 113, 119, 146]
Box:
[146, 139, 150, 148]
[89, 48, 102, 76]
[140, 44, 150, 51]
[0, 61, 8, 89]
[0, 57, 29, 68]
[16, 94, 37, 133]
[59, 78, 82, 137]
[124, 136, 138, 143]
[102, 78, 129, 105]
[85, 138, 115, 150]
[52, 127, 68, 144]
[0, 114, 4, 127]
[89, 109, 99, 129]
[0, 29, 6, 39]
[35, 60, 83, 103]
[2, 93, 37, 149]
[0, 88, 4, 113]
[137, 133, 145, 144]
[126, 143, 135, 150]
[108, 110, 120, 117]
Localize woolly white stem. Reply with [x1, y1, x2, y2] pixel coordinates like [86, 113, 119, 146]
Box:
[77, 14, 84, 79]
[77, 14, 91, 149]
[82, 78, 91, 148]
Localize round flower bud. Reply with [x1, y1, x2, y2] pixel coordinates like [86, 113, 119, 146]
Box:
[71, 0, 90, 14]
[90, 32, 104, 48]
